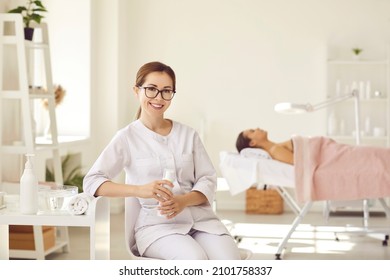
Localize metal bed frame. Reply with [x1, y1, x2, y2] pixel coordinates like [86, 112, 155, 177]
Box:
[220, 150, 390, 259]
[274, 198, 390, 259]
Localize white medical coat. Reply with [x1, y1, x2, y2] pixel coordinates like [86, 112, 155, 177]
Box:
[83, 119, 229, 255]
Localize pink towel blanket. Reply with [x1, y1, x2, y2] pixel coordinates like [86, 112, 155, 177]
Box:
[293, 135, 390, 203]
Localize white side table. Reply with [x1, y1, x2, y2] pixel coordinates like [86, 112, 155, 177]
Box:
[0, 196, 110, 260]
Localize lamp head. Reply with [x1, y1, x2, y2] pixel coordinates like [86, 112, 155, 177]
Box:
[274, 102, 313, 114]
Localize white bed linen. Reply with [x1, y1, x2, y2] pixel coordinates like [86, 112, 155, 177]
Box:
[219, 151, 295, 196]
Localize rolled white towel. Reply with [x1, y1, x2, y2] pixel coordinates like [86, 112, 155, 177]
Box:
[67, 193, 95, 215]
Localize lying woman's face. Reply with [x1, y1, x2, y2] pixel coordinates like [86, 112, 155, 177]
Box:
[244, 128, 268, 145]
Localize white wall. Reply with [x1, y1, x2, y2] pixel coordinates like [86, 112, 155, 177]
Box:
[44, 0, 91, 137]
[117, 0, 390, 171]
[115, 0, 390, 211]
[0, 2, 7, 12]
[2, 0, 390, 211]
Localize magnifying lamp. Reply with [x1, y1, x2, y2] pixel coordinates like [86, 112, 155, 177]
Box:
[274, 103, 313, 114]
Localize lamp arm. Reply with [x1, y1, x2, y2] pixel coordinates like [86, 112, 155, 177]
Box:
[275, 90, 361, 144]
[311, 92, 355, 111]
[311, 90, 360, 145]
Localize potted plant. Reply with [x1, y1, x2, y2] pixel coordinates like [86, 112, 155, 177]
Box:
[46, 154, 85, 194]
[352, 48, 363, 60]
[8, 0, 48, 41]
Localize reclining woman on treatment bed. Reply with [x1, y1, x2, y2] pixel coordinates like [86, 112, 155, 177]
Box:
[233, 127, 390, 203]
[236, 128, 294, 165]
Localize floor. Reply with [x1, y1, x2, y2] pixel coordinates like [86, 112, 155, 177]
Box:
[44, 209, 390, 260]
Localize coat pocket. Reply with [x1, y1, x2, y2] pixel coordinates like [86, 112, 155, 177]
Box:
[134, 156, 160, 180]
[178, 153, 195, 184]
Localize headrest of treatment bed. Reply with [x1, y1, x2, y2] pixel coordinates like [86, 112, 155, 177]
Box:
[240, 148, 271, 159]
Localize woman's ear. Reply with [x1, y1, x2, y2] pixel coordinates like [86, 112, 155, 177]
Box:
[249, 140, 256, 147]
[133, 86, 139, 97]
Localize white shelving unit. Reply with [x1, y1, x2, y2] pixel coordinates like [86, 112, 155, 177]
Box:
[325, 45, 390, 217]
[0, 14, 69, 259]
[326, 49, 390, 147]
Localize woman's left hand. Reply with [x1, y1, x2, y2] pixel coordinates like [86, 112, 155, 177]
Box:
[158, 191, 207, 219]
[158, 195, 186, 219]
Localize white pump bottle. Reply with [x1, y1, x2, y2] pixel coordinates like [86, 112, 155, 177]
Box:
[20, 154, 38, 214]
[157, 168, 176, 217]
[162, 168, 176, 185]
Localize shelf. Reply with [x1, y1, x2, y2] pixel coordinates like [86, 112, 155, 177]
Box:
[29, 87, 54, 99]
[326, 45, 389, 149]
[1, 136, 89, 154]
[327, 60, 388, 65]
[0, 90, 54, 99]
[0, 209, 95, 226]
[328, 97, 388, 103]
[29, 93, 55, 99]
[24, 42, 49, 49]
[36, 135, 89, 146]
[1, 14, 72, 260]
[9, 239, 68, 259]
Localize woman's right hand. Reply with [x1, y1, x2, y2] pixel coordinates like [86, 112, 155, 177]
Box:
[136, 180, 174, 202]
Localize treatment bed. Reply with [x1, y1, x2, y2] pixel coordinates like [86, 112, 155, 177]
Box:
[219, 149, 300, 215]
[219, 136, 390, 259]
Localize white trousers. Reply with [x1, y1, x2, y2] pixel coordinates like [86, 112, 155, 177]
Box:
[143, 229, 241, 260]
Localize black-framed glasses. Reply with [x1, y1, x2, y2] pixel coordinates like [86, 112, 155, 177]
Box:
[138, 86, 175, 101]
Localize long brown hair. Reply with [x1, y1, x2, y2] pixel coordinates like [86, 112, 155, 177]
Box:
[134, 61, 176, 119]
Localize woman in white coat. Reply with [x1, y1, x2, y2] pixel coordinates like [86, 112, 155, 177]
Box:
[83, 61, 240, 260]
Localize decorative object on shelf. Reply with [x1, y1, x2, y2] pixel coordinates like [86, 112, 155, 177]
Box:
[8, 0, 48, 41]
[364, 116, 371, 136]
[373, 90, 385, 98]
[352, 48, 363, 60]
[41, 84, 66, 137]
[373, 127, 386, 137]
[42, 84, 66, 109]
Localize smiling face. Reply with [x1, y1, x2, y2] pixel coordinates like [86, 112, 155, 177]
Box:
[243, 128, 268, 147]
[134, 71, 174, 119]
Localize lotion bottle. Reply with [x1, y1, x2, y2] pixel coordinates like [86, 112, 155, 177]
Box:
[20, 154, 38, 214]
[163, 168, 176, 186]
[158, 168, 176, 217]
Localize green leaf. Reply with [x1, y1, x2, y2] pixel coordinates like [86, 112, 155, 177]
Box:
[32, 8, 47, 13]
[34, 1, 46, 9]
[30, 14, 43, 24]
[8, 7, 27, 13]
